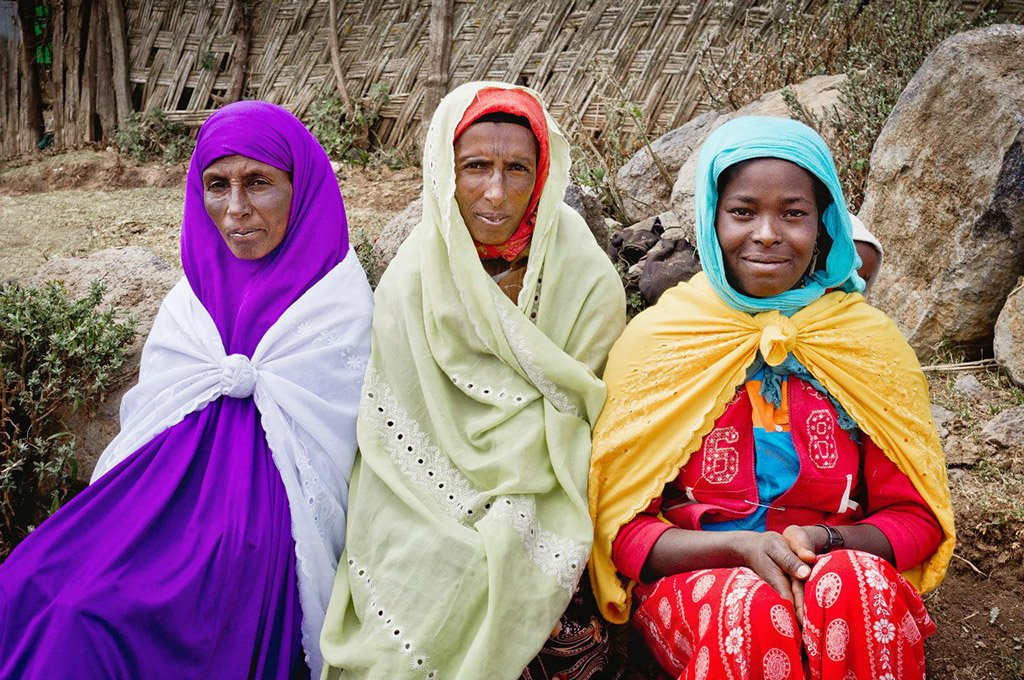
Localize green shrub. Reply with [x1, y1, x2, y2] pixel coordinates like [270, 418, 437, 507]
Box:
[113, 109, 195, 163]
[306, 83, 392, 164]
[697, 0, 990, 210]
[566, 71, 669, 225]
[0, 281, 136, 558]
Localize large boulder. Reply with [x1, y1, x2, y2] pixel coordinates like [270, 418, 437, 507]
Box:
[613, 75, 847, 236]
[614, 112, 717, 225]
[994, 276, 1024, 387]
[369, 197, 423, 285]
[668, 74, 848, 246]
[863, 25, 1024, 356]
[25, 247, 181, 479]
[368, 186, 609, 284]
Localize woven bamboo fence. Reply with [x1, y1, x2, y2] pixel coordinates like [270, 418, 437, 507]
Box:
[119, 0, 1024, 149]
[2, 0, 1022, 157]
[124, 0, 830, 148]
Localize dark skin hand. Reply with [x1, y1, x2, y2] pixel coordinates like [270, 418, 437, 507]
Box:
[645, 522, 895, 625]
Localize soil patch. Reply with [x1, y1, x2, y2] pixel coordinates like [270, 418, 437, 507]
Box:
[0, 150, 421, 280]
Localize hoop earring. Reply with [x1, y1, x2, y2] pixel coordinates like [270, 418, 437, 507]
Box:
[806, 242, 820, 277]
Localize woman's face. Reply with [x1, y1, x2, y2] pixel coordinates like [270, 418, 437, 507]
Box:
[715, 158, 821, 298]
[454, 122, 538, 246]
[202, 155, 293, 260]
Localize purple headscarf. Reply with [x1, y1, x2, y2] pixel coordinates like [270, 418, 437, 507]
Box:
[182, 100, 349, 356]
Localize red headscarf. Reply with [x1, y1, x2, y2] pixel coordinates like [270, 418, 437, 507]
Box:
[453, 87, 551, 262]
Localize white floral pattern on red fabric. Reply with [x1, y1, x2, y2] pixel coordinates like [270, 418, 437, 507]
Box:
[815, 571, 843, 608]
[698, 603, 712, 637]
[692, 574, 716, 602]
[826, 618, 850, 661]
[694, 646, 710, 680]
[763, 647, 792, 680]
[771, 604, 796, 638]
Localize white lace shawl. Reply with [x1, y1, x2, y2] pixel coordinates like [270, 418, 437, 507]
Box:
[91, 252, 373, 676]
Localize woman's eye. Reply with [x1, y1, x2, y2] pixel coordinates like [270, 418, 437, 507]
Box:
[728, 208, 752, 217]
[784, 209, 807, 218]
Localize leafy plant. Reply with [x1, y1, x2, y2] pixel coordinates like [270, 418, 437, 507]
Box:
[565, 69, 668, 225]
[0, 281, 136, 558]
[696, 0, 989, 211]
[306, 83, 392, 165]
[113, 109, 195, 163]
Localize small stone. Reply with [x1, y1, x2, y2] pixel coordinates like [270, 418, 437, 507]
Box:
[953, 374, 989, 400]
[981, 406, 1024, 450]
[930, 404, 955, 440]
[943, 435, 981, 467]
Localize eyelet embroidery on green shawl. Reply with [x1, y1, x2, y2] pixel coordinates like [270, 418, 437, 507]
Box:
[362, 370, 490, 522]
[449, 373, 529, 405]
[489, 495, 589, 592]
[347, 555, 439, 679]
[494, 292, 582, 419]
[363, 370, 587, 591]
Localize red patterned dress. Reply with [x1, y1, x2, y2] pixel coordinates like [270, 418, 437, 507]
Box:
[613, 372, 942, 680]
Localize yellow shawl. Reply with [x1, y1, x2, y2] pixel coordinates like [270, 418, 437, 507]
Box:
[588, 273, 954, 624]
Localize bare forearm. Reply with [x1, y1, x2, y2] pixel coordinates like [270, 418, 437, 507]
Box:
[644, 528, 754, 579]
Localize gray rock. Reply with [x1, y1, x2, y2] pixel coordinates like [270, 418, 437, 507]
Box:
[953, 373, 989, 400]
[943, 435, 982, 467]
[930, 403, 956, 440]
[614, 111, 717, 225]
[563, 185, 609, 251]
[994, 277, 1024, 388]
[24, 247, 181, 480]
[368, 197, 423, 286]
[982, 406, 1024, 450]
[669, 74, 849, 246]
[863, 25, 1024, 356]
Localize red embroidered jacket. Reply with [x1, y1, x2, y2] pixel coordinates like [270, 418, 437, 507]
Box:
[612, 376, 943, 583]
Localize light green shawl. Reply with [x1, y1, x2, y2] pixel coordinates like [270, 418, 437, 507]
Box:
[320, 81, 626, 679]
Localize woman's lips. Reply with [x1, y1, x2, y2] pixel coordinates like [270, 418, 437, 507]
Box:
[741, 255, 790, 271]
[228, 228, 264, 241]
[475, 213, 509, 226]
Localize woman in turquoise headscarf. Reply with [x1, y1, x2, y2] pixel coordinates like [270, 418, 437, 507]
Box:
[588, 116, 954, 680]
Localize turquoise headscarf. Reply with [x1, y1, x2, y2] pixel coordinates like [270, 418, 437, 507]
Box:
[694, 116, 864, 315]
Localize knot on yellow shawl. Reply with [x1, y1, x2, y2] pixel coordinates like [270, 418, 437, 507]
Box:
[587, 273, 955, 624]
[754, 311, 798, 366]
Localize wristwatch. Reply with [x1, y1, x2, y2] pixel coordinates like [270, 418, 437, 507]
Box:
[815, 523, 845, 552]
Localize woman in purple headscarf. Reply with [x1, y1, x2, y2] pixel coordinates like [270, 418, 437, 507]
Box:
[0, 101, 373, 679]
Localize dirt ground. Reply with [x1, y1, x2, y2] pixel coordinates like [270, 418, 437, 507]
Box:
[1, 151, 1022, 678]
[0, 150, 421, 279]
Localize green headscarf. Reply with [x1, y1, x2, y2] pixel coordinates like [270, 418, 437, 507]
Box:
[320, 81, 626, 679]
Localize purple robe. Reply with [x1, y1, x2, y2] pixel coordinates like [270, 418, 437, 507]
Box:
[0, 101, 351, 679]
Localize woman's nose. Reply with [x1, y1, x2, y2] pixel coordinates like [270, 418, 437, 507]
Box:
[751, 215, 782, 244]
[482, 171, 506, 204]
[226, 185, 251, 217]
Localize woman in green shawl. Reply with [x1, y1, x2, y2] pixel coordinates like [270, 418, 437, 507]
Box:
[320, 82, 626, 678]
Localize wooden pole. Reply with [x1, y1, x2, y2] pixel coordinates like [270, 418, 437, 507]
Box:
[422, 0, 454, 124]
[327, 0, 354, 114]
[105, 0, 132, 122]
[15, 0, 45, 149]
[225, 0, 252, 103]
